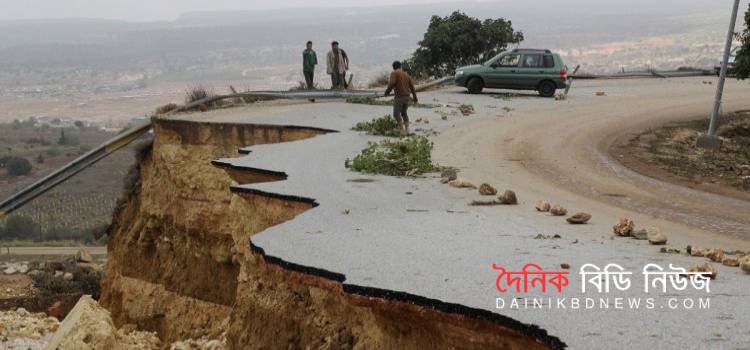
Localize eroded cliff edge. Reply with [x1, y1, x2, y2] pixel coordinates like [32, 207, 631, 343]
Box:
[100, 117, 564, 350]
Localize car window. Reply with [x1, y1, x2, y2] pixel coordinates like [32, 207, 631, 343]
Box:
[522, 54, 542, 68]
[543, 55, 555, 68]
[497, 54, 520, 67]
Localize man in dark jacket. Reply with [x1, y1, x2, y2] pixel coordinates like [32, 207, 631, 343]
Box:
[302, 41, 318, 89]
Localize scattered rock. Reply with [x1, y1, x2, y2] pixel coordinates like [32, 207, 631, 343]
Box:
[659, 247, 681, 254]
[688, 262, 717, 279]
[721, 255, 740, 267]
[341, 209, 350, 215]
[613, 218, 634, 236]
[0, 308, 60, 349]
[646, 228, 667, 245]
[498, 190, 518, 205]
[63, 272, 74, 281]
[449, 178, 477, 189]
[740, 257, 750, 274]
[566, 212, 591, 224]
[595, 91, 607, 96]
[560, 263, 571, 269]
[631, 229, 648, 240]
[45, 295, 161, 350]
[75, 250, 93, 263]
[478, 183, 497, 196]
[549, 205, 567, 216]
[706, 248, 725, 262]
[689, 246, 706, 257]
[535, 200, 551, 212]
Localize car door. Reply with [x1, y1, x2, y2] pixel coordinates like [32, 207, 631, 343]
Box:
[485, 53, 520, 88]
[518, 54, 559, 89]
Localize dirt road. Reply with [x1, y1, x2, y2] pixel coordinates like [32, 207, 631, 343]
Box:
[433, 76, 750, 249]
[0, 246, 106, 258]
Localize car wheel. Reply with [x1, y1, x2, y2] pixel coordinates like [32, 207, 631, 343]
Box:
[538, 80, 556, 98]
[467, 78, 484, 94]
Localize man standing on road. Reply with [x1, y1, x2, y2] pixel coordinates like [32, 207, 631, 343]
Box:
[326, 41, 348, 89]
[384, 61, 418, 138]
[302, 41, 317, 89]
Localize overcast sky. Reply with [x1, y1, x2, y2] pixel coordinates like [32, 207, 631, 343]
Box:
[0, 0, 471, 22]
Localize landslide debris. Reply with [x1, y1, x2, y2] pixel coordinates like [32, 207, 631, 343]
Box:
[347, 136, 435, 176]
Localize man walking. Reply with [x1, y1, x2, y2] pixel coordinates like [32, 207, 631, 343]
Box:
[326, 41, 348, 89]
[302, 41, 317, 89]
[384, 61, 418, 138]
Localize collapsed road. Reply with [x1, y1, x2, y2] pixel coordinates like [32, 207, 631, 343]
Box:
[100, 76, 750, 349]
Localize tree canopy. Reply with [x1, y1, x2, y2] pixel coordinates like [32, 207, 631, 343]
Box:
[735, 4, 750, 79]
[406, 11, 524, 78]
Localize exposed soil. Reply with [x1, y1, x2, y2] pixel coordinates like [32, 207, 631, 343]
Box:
[99, 116, 561, 349]
[614, 112, 750, 201]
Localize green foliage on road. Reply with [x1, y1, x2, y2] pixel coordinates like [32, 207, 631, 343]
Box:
[348, 136, 435, 176]
[405, 11, 523, 78]
[735, 4, 750, 79]
[352, 115, 401, 137]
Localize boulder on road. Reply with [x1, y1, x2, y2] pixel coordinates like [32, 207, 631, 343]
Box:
[646, 228, 667, 245]
[535, 200, 551, 212]
[566, 212, 592, 224]
[613, 218, 634, 237]
[550, 205, 567, 216]
[498, 190, 518, 205]
[478, 183, 497, 196]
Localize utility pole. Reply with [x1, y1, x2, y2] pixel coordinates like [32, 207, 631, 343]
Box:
[697, 0, 741, 149]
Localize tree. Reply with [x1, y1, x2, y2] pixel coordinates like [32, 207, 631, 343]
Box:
[406, 11, 523, 78]
[57, 129, 79, 146]
[6, 156, 32, 176]
[735, 4, 750, 79]
[58, 129, 68, 145]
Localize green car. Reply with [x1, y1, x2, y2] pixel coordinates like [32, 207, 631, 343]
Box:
[455, 49, 568, 97]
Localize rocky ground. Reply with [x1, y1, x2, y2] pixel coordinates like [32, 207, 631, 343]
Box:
[618, 112, 750, 195]
[0, 298, 227, 350]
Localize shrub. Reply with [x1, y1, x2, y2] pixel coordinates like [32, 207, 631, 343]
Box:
[348, 136, 435, 176]
[352, 115, 400, 137]
[6, 156, 32, 176]
[186, 85, 214, 103]
[154, 103, 179, 115]
[30, 263, 102, 299]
